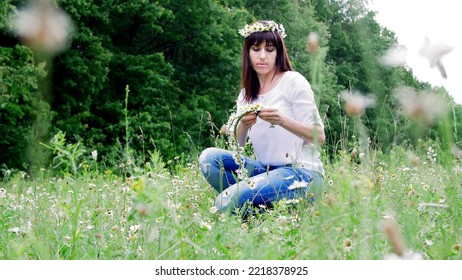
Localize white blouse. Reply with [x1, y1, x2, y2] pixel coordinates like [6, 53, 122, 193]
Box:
[236, 71, 324, 175]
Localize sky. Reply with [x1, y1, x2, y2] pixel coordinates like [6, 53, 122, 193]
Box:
[369, 0, 462, 104]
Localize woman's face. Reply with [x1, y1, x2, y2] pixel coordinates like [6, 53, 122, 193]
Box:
[249, 41, 277, 76]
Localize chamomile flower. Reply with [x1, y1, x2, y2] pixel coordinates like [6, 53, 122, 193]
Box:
[200, 221, 213, 231]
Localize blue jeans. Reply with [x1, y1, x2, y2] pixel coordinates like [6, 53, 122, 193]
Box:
[198, 147, 324, 212]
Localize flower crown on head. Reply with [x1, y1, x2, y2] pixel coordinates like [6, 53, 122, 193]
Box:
[238, 20, 287, 39]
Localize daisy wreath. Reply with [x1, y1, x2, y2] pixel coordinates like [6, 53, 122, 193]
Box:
[238, 20, 287, 39]
[225, 103, 264, 188]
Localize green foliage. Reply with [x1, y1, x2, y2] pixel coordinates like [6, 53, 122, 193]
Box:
[40, 130, 86, 176]
[0, 45, 39, 171]
[1, 0, 462, 173]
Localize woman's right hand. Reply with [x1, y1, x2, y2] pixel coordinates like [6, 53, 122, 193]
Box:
[239, 111, 258, 130]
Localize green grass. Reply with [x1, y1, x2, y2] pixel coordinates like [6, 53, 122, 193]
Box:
[1, 142, 461, 260]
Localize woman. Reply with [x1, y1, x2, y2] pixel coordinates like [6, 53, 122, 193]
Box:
[199, 20, 325, 214]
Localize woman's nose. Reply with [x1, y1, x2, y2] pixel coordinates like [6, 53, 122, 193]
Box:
[259, 50, 267, 59]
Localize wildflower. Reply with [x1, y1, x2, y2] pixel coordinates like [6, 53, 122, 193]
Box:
[284, 198, 302, 204]
[324, 194, 336, 206]
[11, 0, 74, 56]
[380, 45, 408, 67]
[291, 214, 300, 224]
[0, 188, 6, 199]
[418, 37, 453, 79]
[307, 32, 319, 53]
[425, 239, 434, 246]
[340, 90, 375, 116]
[129, 224, 141, 233]
[406, 150, 420, 166]
[227, 103, 264, 138]
[199, 221, 212, 231]
[249, 176, 265, 190]
[276, 216, 289, 227]
[91, 150, 98, 161]
[394, 86, 448, 125]
[417, 202, 449, 209]
[238, 20, 287, 38]
[451, 145, 462, 160]
[4, 169, 11, 177]
[135, 203, 148, 216]
[288, 180, 308, 190]
[219, 124, 228, 136]
[209, 206, 218, 214]
[451, 243, 461, 253]
[8, 227, 20, 234]
[343, 238, 353, 252]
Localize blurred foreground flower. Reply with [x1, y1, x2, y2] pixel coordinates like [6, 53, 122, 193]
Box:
[340, 90, 375, 116]
[130, 176, 146, 193]
[307, 32, 319, 53]
[381, 219, 424, 260]
[418, 37, 453, 79]
[380, 45, 408, 67]
[91, 150, 98, 161]
[11, 0, 74, 56]
[199, 220, 212, 231]
[394, 86, 448, 125]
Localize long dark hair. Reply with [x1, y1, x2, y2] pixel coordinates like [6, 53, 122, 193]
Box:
[241, 21, 293, 102]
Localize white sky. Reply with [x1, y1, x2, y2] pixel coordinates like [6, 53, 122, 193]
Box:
[369, 0, 462, 104]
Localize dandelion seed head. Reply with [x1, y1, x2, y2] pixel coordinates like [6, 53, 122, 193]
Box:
[11, 0, 74, 56]
[394, 86, 448, 125]
[340, 90, 375, 116]
[276, 215, 289, 227]
[324, 194, 336, 206]
[307, 32, 319, 53]
[418, 37, 453, 79]
[380, 45, 408, 67]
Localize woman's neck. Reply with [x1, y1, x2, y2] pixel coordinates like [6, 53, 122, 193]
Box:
[258, 71, 284, 95]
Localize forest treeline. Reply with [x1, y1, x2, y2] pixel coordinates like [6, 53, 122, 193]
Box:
[1, 0, 461, 173]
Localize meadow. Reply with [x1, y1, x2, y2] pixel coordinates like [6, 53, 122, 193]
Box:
[1, 131, 461, 260]
[2, 0, 462, 262]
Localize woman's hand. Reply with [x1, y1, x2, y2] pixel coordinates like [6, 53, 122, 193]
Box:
[257, 107, 325, 146]
[240, 111, 258, 129]
[257, 108, 285, 126]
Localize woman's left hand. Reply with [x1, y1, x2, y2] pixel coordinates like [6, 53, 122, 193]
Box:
[258, 108, 285, 126]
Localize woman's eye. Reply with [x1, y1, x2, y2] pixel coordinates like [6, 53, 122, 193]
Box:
[266, 47, 275, 52]
[251, 47, 260, 51]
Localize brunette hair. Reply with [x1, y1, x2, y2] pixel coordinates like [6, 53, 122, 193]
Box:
[241, 21, 293, 102]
